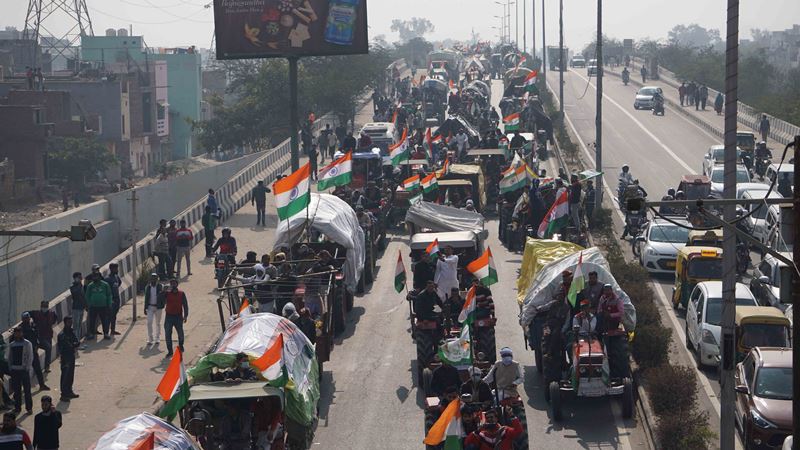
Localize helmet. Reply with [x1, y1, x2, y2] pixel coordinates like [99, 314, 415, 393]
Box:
[667, 188, 675, 197]
[675, 190, 685, 199]
[621, 164, 629, 172]
[221, 227, 231, 235]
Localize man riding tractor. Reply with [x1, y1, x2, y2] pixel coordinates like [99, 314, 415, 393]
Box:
[463, 407, 524, 450]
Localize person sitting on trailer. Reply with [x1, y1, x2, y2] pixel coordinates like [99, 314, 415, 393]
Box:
[304, 250, 335, 318]
[414, 280, 443, 323]
[461, 367, 493, 406]
[483, 347, 523, 401]
[443, 287, 464, 325]
[464, 407, 523, 450]
[219, 402, 252, 449]
[224, 353, 258, 381]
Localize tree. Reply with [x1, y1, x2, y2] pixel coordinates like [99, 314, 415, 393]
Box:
[390, 17, 435, 43]
[667, 24, 721, 49]
[47, 137, 117, 187]
[394, 37, 434, 68]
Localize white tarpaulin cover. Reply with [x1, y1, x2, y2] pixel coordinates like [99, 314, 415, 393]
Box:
[187, 313, 320, 427]
[89, 413, 200, 450]
[274, 193, 364, 291]
[519, 247, 637, 331]
[405, 201, 487, 239]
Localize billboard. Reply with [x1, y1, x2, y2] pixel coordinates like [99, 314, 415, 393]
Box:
[213, 0, 369, 60]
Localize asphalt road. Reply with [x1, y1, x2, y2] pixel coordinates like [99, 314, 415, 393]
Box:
[312, 80, 648, 449]
[547, 66, 758, 447]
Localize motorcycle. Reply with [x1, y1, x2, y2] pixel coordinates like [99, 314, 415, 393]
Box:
[622, 71, 630, 86]
[652, 98, 665, 116]
[617, 179, 630, 211]
[736, 242, 751, 276]
[754, 156, 770, 180]
[622, 212, 647, 240]
[214, 254, 233, 289]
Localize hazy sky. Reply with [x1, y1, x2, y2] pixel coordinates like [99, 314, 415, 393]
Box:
[3, 0, 799, 52]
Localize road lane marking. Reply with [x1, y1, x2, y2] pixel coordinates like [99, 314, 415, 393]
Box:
[567, 71, 694, 173]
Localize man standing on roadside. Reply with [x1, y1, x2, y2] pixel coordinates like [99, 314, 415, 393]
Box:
[568, 174, 582, 233]
[678, 82, 686, 106]
[251, 180, 271, 227]
[318, 125, 331, 164]
[56, 317, 79, 401]
[69, 272, 86, 340]
[144, 274, 164, 346]
[85, 269, 112, 340]
[6, 328, 34, 414]
[201, 206, 217, 258]
[0, 412, 32, 450]
[699, 84, 708, 110]
[19, 313, 48, 391]
[174, 220, 194, 278]
[163, 279, 189, 358]
[30, 302, 57, 373]
[206, 189, 219, 216]
[33, 396, 61, 450]
[105, 263, 122, 336]
[759, 114, 771, 144]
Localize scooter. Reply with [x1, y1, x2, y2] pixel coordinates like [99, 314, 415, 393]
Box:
[652, 99, 665, 116]
[622, 71, 630, 86]
[754, 156, 770, 180]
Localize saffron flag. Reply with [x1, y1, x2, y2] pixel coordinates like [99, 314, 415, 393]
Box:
[503, 112, 521, 132]
[421, 172, 438, 193]
[499, 164, 528, 194]
[436, 157, 450, 178]
[317, 152, 352, 190]
[389, 129, 409, 166]
[423, 397, 463, 449]
[252, 333, 287, 385]
[567, 252, 585, 307]
[402, 174, 420, 192]
[274, 163, 311, 221]
[523, 69, 538, 92]
[131, 432, 155, 450]
[156, 348, 190, 421]
[238, 298, 253, 317]
[394, 250, 406, 293]
[457, 285, 477, 324]
[467, 247, 498, 286]
[538, 188, 570, 238]
[426, 238, 440, 262]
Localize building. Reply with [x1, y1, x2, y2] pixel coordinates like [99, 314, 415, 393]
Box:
[80, 33, 201, 160]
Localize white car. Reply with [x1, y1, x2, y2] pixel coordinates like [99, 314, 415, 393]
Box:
[570, 56, 586, 68]
[709, 164, 751, 198]
[735, 182, 770, 200]
[633, 86, 662, 110]
[740, 189, 783, 243]
[685, 281, 758, 367]
[635, 218, 690, 274]
[587, 59, 599, 76]
[766, 162, 794, 190]
[702, 144, 744, 176]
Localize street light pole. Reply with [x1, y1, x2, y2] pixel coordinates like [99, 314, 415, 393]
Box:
[720, 1, 739, 448]
[515, 0, 519, 48]
[559, 0, 564, 116]
[531, 0, 536, 62]
[541, 0, 546, 84]
[595, 0, 604, 209]
[523, 0, 527, 54]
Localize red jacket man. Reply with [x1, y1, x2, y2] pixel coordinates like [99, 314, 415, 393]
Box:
[464, 409, 523, 450]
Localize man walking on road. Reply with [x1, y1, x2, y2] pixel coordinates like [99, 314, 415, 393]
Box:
[640, 65, 647, 83]
[85, 269, 112, 340]
[699, 84, 708, 110]
[0, 412, 32, 450]
[30, 302, 57, 373]
[69, 272, 86, 340]
[174, 220, 193, 278]
[20, 314, 48, 390]
[163, 279, 189, 358]
[144, 274, 164, 345]
[201, 206, 217, 258]
[6, 328, 34, 414]
[105, 263, 122, 336]
[251, 180, 270, 226]
[678, 82, 686, 106]
[317, 125, 331, 164]
[56, 317, 79, 401]
[759, 114, 771, 144]
[33, 396, 61, 450]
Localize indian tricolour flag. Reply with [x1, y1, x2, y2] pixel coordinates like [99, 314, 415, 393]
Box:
[499, 164, 527, 193]
[538, 188, 570, 238]
[467, 247, 498, 286]
[423, 397, 462, 449]
[156, 348, 190, 421]
[567, 252, 585, 307]
[402, 174, 420, 192]
[394, 250, 406, 293]
[457, 285, 477, 324]
[252, 333, 287, 386]
[421, 172, 438, 193]
[438, 325, 471, 367]
[389, 129, 409, 166]
[523, 69, 539, 92]
[426, 238, 440, 262]
[317, 152, 352, 190]
[503, 112, 521, 132]
[274, 163, 310, 221]
[238, 298, 253, 317]
[436, 157, 450, 178]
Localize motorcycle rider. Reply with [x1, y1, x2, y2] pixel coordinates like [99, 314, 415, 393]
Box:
[652, 90, 665, 114]
[754, 141, 772, 179]
[212, 228, 238, 263]
[621, 180, 648, 239]
[463, 407, 523, 450]
[618, 164, 634, 192]
[483, 347, 523, 401]
[621, 67, 630, 85]
[659, 188, 677, 215]
[488, 106, 500, 122]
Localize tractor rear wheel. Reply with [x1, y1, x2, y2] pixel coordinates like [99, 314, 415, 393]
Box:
[416, 331, 436, 385]
[332, 292, 346, 335]
[474, 327, 497, 363]
[622, 377, 634, 419]
[422, 368, 434, 397]
[549, 381, 562, 421]
[534, 346, 543, 374]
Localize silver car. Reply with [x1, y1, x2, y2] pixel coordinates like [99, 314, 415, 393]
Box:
[633, 86, 662, 110]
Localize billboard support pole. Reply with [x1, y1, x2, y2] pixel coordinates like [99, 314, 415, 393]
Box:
[289, 56, 300, 172]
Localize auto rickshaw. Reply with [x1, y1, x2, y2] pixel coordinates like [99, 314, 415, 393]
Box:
[672, 246, 723, 309]
[349, 150, 384, 189]
[734, 306, 791, 362]
[677, 174, 712, 226]
[736, 131, 757, 153]
[686, 229, 723, 248]
[439, 163, 487, 213]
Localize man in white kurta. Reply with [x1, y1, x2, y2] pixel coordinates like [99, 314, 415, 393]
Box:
[434, 246, 459, 300]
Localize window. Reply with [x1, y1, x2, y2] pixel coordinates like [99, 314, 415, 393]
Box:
[754, 367, 792, 400]
[742, 355, 755, 385]
[757, 261, 772, 280]
[142, 93, 152, 133]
